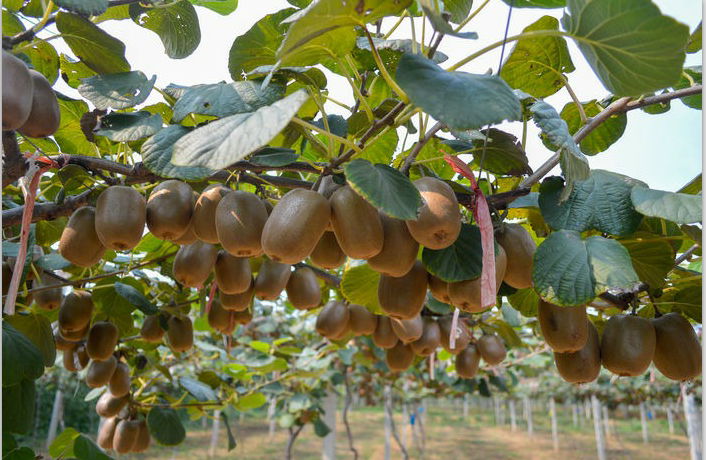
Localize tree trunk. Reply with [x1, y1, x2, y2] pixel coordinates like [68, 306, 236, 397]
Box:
[572, 403, 579, 428]
[639, 402, 649, 444]
[602, 406, 611, 439]
[285, 425, 304, 460]
[209, 409, 221, 458]
[667, 405, 675, 435]
[550, 398, 558, 452]
[524, 397, 533, 437]
[322, 392, 337, 460]
[46, 389, 64, 449]
[591, 396, 606, 460]
[510, 399, 517, 432]
[682, 385, 702, 460]
[402, 404, 409, 451]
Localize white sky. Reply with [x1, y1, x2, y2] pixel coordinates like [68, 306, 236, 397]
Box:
[45, 0, 702, 192]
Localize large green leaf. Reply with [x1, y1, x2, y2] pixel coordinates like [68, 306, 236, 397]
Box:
[235, 392, 266, 411]
[418, 0, 478, 39]
[501, 0, 565, 7]
[353, 37, 448, 75]
[2, 322, 44, 387]
[114, 281, 159, 315]
[443, 0, 474, 23]
[77, 71, 156, 110]
[48, 428, 80, 459]
[357, 129, 398, 165]
[179, 377, 217, 402]
[189, 0, 237, 15]
[54, 0, 107, 16]
[422, 224, 484, 282]
[2, 379, 36, 434]
[468, 129, 531, 176]
[562, 0, 689, 96]
[94, 111, 163, 142]
[141, 125, 214, 180]
[340, 264, 381, 314]
[130, 0, 201, 59]
[5, 313, 56, 367]
[671, 285, 702, 322]
[630, 187, 702, 225]
[171, 89, 310, 169]
[250, 147, 298, 166]
[59, 53, 97, 88]
[54, 96, 95, 155]
[500, 16, 575, 98]
[673, 66, 702, 110]
[561, 100, 627, 155]
[73, 435, 112, 460]
[396, 53, 521, 130]
[24, 41, 60, 85]
[247, 65, 327, 89]
[344, 159, 421, 220]
[686, 22, 702, 53]
[619, 232, 675, 289]
[507, 288, 540, 318]
[147, 407, 186, 446]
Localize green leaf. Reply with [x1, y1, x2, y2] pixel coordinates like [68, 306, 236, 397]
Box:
[672, 285, 702, 322]
[561, 100, 627, 156]
[468, 129, 532, 176]
[25, 41, 60, 85]
[249, 340, 271, 353]
[130, 1, 201, 59]
[3, 446, 35, 460]
[36, 217, 67, 246]
[501, 303, 522, 327]
[73, 435, 112, 460]
[2, 380, 36, 435]
[313, 418, 331, 437]
[562, 0, 689, 96]
[54, 0, 107, 16]
[235, 392, 266, 411]
[5, 313, 56, 367]
[2, 10, 24, 34]
[147, 407, 186, 446]
[507, 288, 540, 318]
[94, 111, 163, 142]
[396, 53, 521, 130]
[418, 0, 478, 39]
[422, 224, 484, 282]
[78, 71, 156, 110]
[501, 0, 565, 7]
[179, 377, 217, 401]
[114, 281, 158, 315]
[443, 0, 473, 23]
[35, 253, 71, 271]
[48, 428, 80, 459]
[425, 294, 453, 315]
[678, 174, 701, 195]
[93, 4, 131, 22]
[340, 264, 381, 313]
[344, 159, 421, 220]
[171, 89, 310, 169]
[189, 0, 237, 15]
[141, 125, 214, 180]
[620, 233, 675, 289]
[500, 16, 575, 98]
[54, 96, 95, 155]
[247, 65, 328, 89]
[249, 147, 298, 166]
[56, 12, 130, 75]
[687, 22, 702, 53]
[673, 66, 702, 110]
[2, 322, 44, 386]
[630, 187, 702, 225]
[353, 37, 448, 75]
[59, 53, 97, 88]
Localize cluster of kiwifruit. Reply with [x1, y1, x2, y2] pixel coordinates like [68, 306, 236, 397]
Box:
[2, 50, 60, 136]
[539, 300, 702, 383]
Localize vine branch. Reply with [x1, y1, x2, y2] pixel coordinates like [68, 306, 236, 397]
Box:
[400, 122, 443, 175]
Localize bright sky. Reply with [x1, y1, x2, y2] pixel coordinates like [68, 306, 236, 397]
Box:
[47, 0, 702, 192]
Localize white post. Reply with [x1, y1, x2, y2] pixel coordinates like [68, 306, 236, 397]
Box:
[572, 403, 579, 428]
[667, 405, 675, 435]
[682, 385, 702, 460]
[268, 397, 277, 440]
[384, 386, 391, 460]
[209, 410, 221, 458]
[602, 406, 611, 439]
[510, 399, 517, 432]
[525, 397, 533, 437]
[402, 403, 409, 451]
[591, 396, 606, 460]
[322, 392, 337, 460]
[639, 402, 649, 444]
[550, 398, 558, 452]
[463, 395, 469, 419]
[585, 399, 592, 420]
[493, 396, 500, 425]
[46, 389, 64, 449]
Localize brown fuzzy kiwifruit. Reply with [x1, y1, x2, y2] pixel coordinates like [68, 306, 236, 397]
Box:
[390, 315, 424, 344]
[378, 260, 428, 320]
[140, 315, 165, 343]
[330, 186, 384, 259]
[98, 416, 119, 450]
[315, 301, 350, 338]
[60, 322, 89, 342]
[386, 342, 415, 371]
[95, 186, 146, 251]
[132, 419, 151, 453]
[348, 304, 377, 335]
[55, 331, 77, 352]
[438, 316, 472, 355]
[63, 347, 82, 372]
[2, 261, 11, 296]
[214, 251, 252, 294]
[96, 392, 129, 418]
[309, 231, 347, 269]
[448, 244, 507, 313]
[253, 259, 291, 300]
[59, 206, 106, 267]
[167, 315, 193, 353]
[261, 189, 331, 264]
[410, 318, 441, 356]
[538, 300, 588, 353]
[2, 51, 33, 131]
[495, 223, 536, 289]
[285, 267, 321, 310]
[652, 312, 702, 381]
[456, 344, 481, 379]
[368, 212, 420, 277]
[173, 241, 218, 288]
[146, 180, 194, 241]
[58, 290, 94, 332]
[601, 314, 656, 377]
[86, 321, 119, 361]
[86, 355, 118, 388]
[554, 320, 601, 384]
[109, 361, 131, 397]
[207, 300, 231, 333]
[373, 315, 399, 349]
[193, 185, 231, 243]
[329, 315, 353, 341]
[220, 279, 255, 312]
[232, 308, 253, 325]
[33, 272, 63, 310]
[76, 345, 89, 368]
[216, 190, 269, 257]
[405, 177, 461, 250]
[428, 274, 451, 304]
[172, 191, 199, 246]
[17, 70, 60, 138]
[477, 334, 506, 365]
[113, 419, 140, 454]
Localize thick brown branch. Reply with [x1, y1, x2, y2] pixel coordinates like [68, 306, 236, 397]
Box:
[2, 132, 27, 188]
[3, 188, 94, 228]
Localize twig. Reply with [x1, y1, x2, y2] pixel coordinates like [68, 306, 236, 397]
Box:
[284, 424, 305, 460]
[400, 122, 443, 175]
[675, 244, 699, 266]
[342, 367, 359, 460]
[294, 262, 340, 287]
[385, 393, 409, 460]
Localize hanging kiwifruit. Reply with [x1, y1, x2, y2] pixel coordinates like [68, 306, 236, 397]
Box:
[96, 392, 129, 418]
[285, 267, 321, 310]
[109, 361, 131, 397]
[98, 416, 119, 450]
[63, 345, 88, 372]
[495, 223, 536, 289]
[113, 419, 140, 454]
[95, 186, 147, 251]
[329, 315, 353, 341]
[309, 231, 346, 269]
[438, 315, 472, 355]
[348, 304, 377, 335]
[59, 206, 106, 267]
[132, 419, 151, 453]
[456, 344, 481, 379]
[428, 275, 451, 304]
[33, 272, 63, 310]
[208, 300, 231, 333]
[140, 315, 165, 343]
[368, 212, 420, 277]
[86, 321, 119, 361]
[60, 322, 89, 342]
[601, 314, 655, 377]
[373, 316, 399, 349]
[167, 315, 193, 353]
[220, 280, 255, 312]
[17, 70, 60, 137]
[410, 318, 441, 356]
[253, 259, 291, 300]
[330, 186, 384, 259]
[2, 50, 33, 131]
[232, 308, 253, 325]
[216, 190, 269, 257]
[55, 331, 77, 352]
[58, 290, 94, 332]
[86, 355, 118, 388]
[477, 334, 506, 365]
[405, 177, 461, 249]
[172, 190, 199, 246]
[378, 260, 428, 320]
[173, 241, 218, 288]
[448, 245, 507, 312]
[538, 300, 588, 353]
[554, 319, 601, 384]
[386, 342, 415, 371]
[193, 185, 231, 243]
[652, 312, 702, 381]
[214, 251, 252, 294]
[390, 315, 424, 344]
[315, 301, 350, 338]
[146, 180, 194, 241]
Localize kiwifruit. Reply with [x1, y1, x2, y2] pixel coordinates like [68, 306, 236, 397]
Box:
[113, 419, 140, 454]
[214, 251, 252, 294]
[456, 344, 481, 379]
[285, 267, 321, 310]
[55, 331, 77, 352]
[167, 315, 193, 353]
[438, 316, 471, 355]
[173, 241, 218, 287]
[2, 51, 33, 131]
[86, 355, 118, 388]
[193, 185, 231, 243]
[448, 245, 507, 313]
[220, 280, 255, 312]
[95, 186, 147, 251]
[390, 315, 424, 343]
[172, 191, 199, 245]
[32, 272, 63, 310]
[253, 259, 291, 300]
[477, 334, 506, 365]
[309, 231, 347, 269]
[538, 300, 588, 353]
[368, 212, 420, 277]
[496, 223, 536, 289]
[76, 345, 89, 368]
[386, 342, 415, 371]
[317, 175, 343, 199]
[348, 304, 377, 335]
[330, 186, 384, 259]
[378, 260, 428, 320]
[98, 417, 119, 450]
[373, 316, 399, 349]
[554, 320, 601, 384]
[132, 419, 151, 453]
[59, 206, 106, 267]
[315, 301, 350, 338]
[96, 392, 129, 418]
[146, 180, 194, 241]
[329, 316, 353, 341]
[405, 177, 461, 249]
[109, 361, 131, 397]
[60, 322, 89, 342]
[652, 312, 702, 381]
[58, 290, 94, 332]
[2, 261, 11, 295]
[140, 315, 165, 343]
[86, 321, 119, 361]
[232, 308, 253, 325]
[17, 70, 60, 137]
[216, 190, 269, 257]
[601, 314, 655, 377]
[207, 300, 231, 333]
[428, 275, 451, 304]
[63, 347, 81, 372]
[410, 318, 441, 356]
